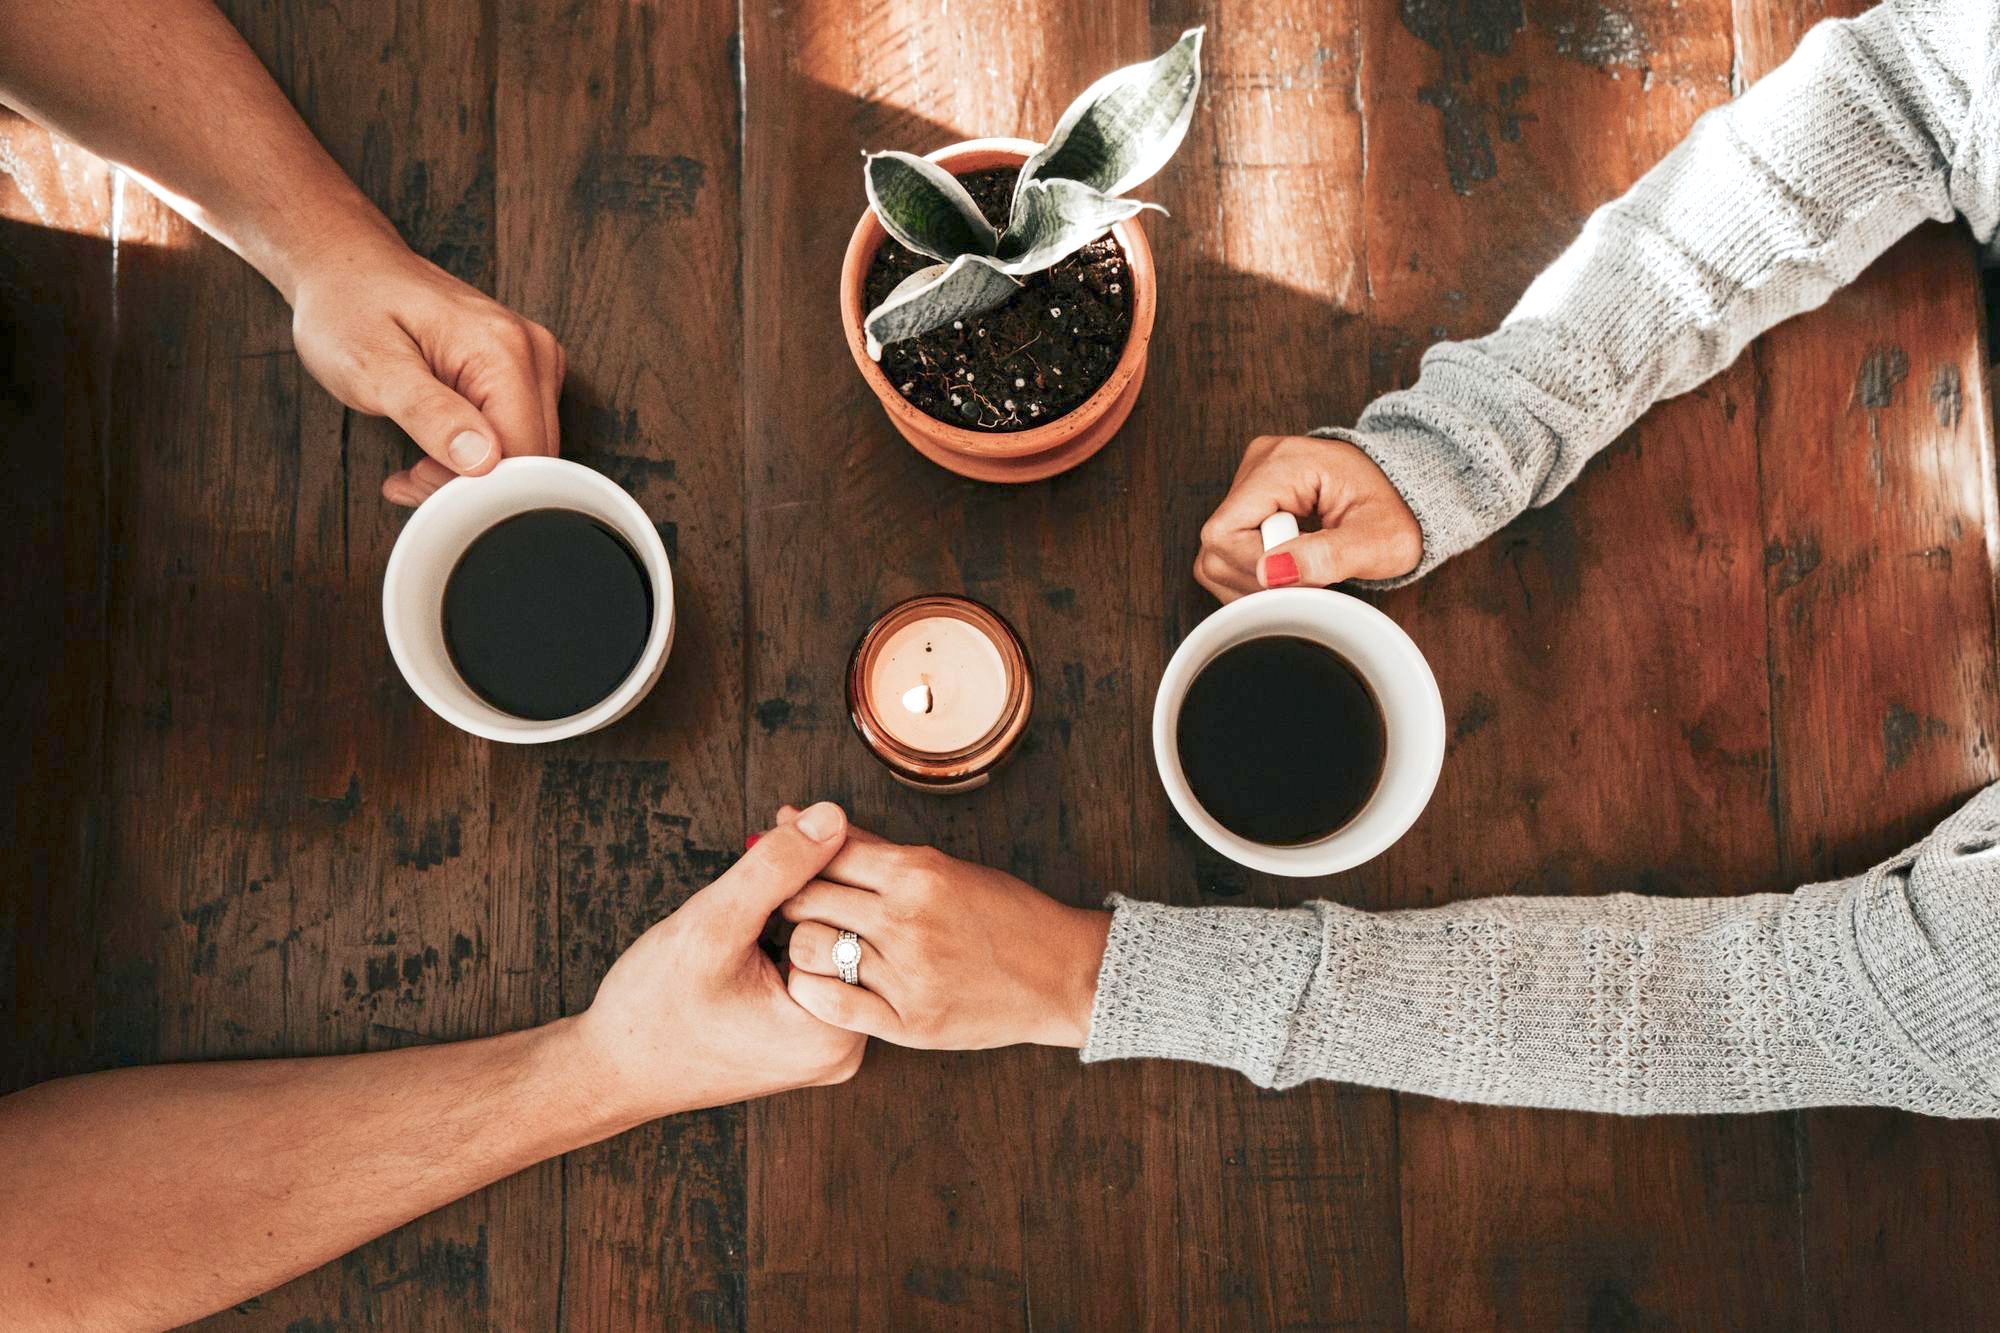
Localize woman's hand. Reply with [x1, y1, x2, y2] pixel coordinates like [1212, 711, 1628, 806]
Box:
[1194, 434, 1422, 600]
[568, 802, 866, 1126]
[768, 810, 1112, 1050]
[288, 232, 565, 506]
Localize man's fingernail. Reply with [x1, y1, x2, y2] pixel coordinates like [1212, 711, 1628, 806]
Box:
[794, 802, 843, 842]
[744, 833, 761, 850]
[447, 430, 493, 471]
[1263, 552, 1300, 587]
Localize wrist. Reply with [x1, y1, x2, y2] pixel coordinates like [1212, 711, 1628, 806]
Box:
[529, 1014, 660, 1143]
[260, 192, 408, 304]
[1035, 907, 1112, 1049]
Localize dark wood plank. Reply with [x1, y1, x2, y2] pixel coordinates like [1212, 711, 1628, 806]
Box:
[0, 117, 114, 1093]
[71, 3, 560, 1327]
[737, 3, 1197, 1327]
[1363, 0, 1807, 1323]
[496, 0, 752, 1322]
[1735, 5, 2000, 1326]
[1133, 1, 1407, 1326]
[1761, 223, 2000, 1333]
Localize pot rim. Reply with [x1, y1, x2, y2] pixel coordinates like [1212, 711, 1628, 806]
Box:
[839, 136, 1158, 461]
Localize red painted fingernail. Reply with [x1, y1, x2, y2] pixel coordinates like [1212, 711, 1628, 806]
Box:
[744, 833, 761, 849]
[1264, 552, 1300, 587]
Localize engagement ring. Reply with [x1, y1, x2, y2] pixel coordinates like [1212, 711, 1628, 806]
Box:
[832, 930, 863, 986]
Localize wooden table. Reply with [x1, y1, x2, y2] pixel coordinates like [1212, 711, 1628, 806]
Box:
[6, 0, 1998, 1325]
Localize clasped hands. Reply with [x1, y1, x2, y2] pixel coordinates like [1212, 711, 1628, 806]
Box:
[564, 801, 1115, 1123]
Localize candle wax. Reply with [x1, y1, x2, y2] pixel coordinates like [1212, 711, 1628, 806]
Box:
[867, 615, 1010, 753]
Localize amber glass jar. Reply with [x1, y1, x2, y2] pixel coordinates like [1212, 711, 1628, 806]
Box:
[847, 595, 1033, 793]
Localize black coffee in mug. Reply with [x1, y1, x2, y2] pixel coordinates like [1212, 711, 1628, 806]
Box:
[442, 508, 652, 721]
[1174, 635, 1386, 846]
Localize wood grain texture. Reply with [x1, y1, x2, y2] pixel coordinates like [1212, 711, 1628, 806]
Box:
[89, 2, 561, 1327]
[1734, 3, 2000, 1327]
[1137, 2, 1405, 1327]
[2, 0, 1995, 1326]
[1363, 0, 1805, 1324]
[497, 0, 752, 1324]
[737, 4, 1175, 1326]
[0, 115, 114, 1093]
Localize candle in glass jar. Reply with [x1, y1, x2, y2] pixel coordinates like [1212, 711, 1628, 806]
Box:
[848, 595, 1033, 792]
[867, 615, 1010, 751]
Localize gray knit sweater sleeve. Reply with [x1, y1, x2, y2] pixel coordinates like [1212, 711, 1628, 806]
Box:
[1333, 0, 1998, 584]
[1083, 786, 2000, 1116]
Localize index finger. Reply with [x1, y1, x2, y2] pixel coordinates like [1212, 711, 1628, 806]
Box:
[770, 806, 920, 891]
[1206, 463, 1306, 541]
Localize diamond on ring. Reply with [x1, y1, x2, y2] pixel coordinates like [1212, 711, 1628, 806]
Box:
[832, 930, 862, 986]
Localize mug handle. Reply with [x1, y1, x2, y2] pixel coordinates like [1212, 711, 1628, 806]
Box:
[1259, 511, 1301, 555]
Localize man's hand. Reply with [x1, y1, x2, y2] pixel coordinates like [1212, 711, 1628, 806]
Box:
[289, 234, 565, 506]
[1194, 434, 1422, 601]
[769, 810, 1111, 1051]
[571, 801, 867, 1123]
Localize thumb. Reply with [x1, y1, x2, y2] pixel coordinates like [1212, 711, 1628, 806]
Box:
[702, 801, 847, 926]
[1258, 530, 1350, 589]
[374, 351, 502, 478]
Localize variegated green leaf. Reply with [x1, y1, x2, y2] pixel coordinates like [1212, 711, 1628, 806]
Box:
[1014, 27, 1203, 207]
[997, 178, 1164, 274]
[863, 254, 1021, 359]
[864, 151, 999, 262]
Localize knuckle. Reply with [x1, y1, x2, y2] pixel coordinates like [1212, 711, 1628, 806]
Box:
[490, 317, 535, 357]
[826, 987, 862, 1026]
[912, 852, 953, 896]
[1385, 525, 1422, 571]
[899, 844, 942, 878]
[905, 1003, 943, 1043]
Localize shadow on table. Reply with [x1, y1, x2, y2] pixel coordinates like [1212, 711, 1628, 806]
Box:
[1, 216, 117, 1091]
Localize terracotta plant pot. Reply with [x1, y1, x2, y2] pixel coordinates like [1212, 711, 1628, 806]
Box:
[840, 137, 1158, 484]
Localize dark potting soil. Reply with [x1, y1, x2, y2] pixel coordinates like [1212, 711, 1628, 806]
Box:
[863, 167, 1133, 432]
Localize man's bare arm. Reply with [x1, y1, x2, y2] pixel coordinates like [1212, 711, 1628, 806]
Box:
[0, 805, 864, 1331]
[0, 0, 564, 503]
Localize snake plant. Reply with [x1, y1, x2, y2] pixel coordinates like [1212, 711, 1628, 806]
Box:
[860, 28, 1204, 359]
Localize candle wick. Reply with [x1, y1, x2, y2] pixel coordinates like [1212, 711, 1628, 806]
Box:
[901, 680, 934, 716]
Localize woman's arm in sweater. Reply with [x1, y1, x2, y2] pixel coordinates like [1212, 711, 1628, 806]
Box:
[1196, 0, 1998, 596]
[766, 791, 1999, 1117]
[1080, 783, 2000, 1117]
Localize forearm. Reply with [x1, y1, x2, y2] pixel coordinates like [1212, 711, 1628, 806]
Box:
[1342, 0, 1994, 583]
[0, 0, 400, 298]
[1084, 784, 2000, 1117]
[0, 1017, 634, 1330]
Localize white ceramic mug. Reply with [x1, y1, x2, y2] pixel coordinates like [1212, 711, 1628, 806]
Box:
[382, 456, 676, 743]
[1152, 513, 1445, 876]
